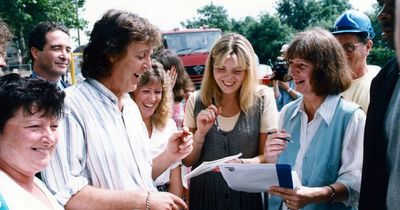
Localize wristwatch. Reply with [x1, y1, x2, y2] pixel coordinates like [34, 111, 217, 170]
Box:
[326, 185, 336, 203]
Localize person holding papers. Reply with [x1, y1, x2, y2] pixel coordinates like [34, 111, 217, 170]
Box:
[264, 28, 365, 210]
[183, 33, 279, 210]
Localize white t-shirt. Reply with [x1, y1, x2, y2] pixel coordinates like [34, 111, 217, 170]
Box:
[0, 170, 63, 210]
[149, 119, 180, 186]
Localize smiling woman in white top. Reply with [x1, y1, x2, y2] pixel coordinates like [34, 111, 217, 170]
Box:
[0, 74, 65, 210]
[130, 61, 183, 197]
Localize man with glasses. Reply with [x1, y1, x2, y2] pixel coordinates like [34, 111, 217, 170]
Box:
[332, 10, 379, 113]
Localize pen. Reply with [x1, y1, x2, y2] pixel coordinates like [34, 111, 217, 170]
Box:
[212, 97, 220, 131]
[267, 130, 293, 143]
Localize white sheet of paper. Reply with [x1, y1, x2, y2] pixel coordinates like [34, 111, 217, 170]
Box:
[184, 153, 242, 181]
[219, 163, 302, 193]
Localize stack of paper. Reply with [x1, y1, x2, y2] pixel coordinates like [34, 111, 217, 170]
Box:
[183, 153, 302, 192]
[219, 163, 302, 193]
[184, 153, 242, 181]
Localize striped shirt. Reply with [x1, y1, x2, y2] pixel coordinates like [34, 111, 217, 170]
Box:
[42, 78, 157, 206]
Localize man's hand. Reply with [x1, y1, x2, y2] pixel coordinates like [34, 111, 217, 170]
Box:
[165, 127, 193, 162]
[149, 191, 187, 210]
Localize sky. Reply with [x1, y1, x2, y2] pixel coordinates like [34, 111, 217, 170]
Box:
[73, 0, 378, 48]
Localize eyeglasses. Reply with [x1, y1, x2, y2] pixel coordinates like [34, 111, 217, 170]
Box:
[341, 43, 364, 53]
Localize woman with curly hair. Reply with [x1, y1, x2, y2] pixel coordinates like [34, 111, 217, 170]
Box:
[131, 60, 183, 198]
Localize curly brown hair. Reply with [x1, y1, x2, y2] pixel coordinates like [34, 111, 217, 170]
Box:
[82, 9, 161, 80]
[0, 20, 12, 56]
[131, 60, 172, 130]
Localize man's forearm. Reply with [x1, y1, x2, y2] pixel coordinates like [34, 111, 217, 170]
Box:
[65, 185, 147, 210]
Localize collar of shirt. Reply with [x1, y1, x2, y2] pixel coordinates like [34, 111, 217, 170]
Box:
[290, 94, 341, 126]
[86, 78, 121, 105]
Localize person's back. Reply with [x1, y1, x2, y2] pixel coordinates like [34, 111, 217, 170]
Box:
[28, 21, 72, 89]
[332, 10, 379, 113]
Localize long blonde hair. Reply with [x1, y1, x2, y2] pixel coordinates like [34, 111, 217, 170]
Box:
[200, 33, 259, 113]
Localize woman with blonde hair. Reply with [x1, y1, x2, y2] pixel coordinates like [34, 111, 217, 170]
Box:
[183, 33, 279, 209]
[130, 60, 183, 197]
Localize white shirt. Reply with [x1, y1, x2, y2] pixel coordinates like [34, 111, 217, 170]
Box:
[0, 171, 63, 210]
[149, 119, 179, 186]
[279, 95, 365, 208]
[42, 79, 156, 206]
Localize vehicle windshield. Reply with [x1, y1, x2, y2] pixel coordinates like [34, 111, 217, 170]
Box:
[163, 31, 221, 55]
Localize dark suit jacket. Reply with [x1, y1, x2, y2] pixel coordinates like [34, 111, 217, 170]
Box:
[28, 72, 70, 89]
[359, 57, 399, 210]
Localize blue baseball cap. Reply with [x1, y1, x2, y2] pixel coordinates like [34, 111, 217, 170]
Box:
[332, 10, 375, 39]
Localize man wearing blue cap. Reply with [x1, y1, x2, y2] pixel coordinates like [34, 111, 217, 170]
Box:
[332, 10, 380, 113]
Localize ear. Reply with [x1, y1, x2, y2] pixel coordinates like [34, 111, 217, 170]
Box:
[31, 47, 40, 60]
[365, 39, 373, 54]
[108, 54, 116, 64]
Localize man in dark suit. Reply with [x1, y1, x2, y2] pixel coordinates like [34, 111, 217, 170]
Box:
[28, 21, 72, 89]
[359, 0, 399, 209]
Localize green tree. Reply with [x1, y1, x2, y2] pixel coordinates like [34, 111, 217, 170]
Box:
[244, 13, 295, 63]
[0, 0, 87, 61]
[181, 3, 230, 31]
[276, 0, 350, 30]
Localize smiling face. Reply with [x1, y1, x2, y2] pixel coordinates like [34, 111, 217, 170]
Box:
[132, 80, 162, 122]
[377, 0, 395, 48]
[106, 42, 153, 97]
[0, 108, 59, 177]
[288, 57, 315, 96]
[213, 55, 246, 96]
[31, 30, 72, 82]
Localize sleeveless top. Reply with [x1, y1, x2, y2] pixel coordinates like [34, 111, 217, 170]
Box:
[189, 95, 264, 210]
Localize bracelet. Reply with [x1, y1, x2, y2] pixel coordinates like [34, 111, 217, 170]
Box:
[286, 88, 292, 93]
[326, 185, 336, 204]
[146, 191, 151, 210]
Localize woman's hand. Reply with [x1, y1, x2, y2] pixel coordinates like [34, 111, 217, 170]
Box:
[264, 130, 291, 163]
[268, 186, 325, 210]
[195, 105, 220, 137]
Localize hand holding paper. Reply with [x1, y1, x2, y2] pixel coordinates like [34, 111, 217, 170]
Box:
[184, 153, 242, 181]
[218, 163, 302, 193]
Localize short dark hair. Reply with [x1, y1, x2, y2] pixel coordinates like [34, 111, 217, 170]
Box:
[28, 21, 69, 61]
[286, 28, 351, 96]
[0, 20, 12, 55]
[0, 73, 65, 132]
[82, 9, 161, 79]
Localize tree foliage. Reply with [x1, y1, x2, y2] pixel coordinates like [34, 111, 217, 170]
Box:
[181, 3, 230, 31]
[183, 0, 390, 66]
[0, 0, 87, 60]
[276, 0, 350, 30]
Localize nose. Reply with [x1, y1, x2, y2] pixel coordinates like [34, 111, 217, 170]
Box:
[60, 48, 70, 61]
[144, 55, 152, 70]
[41, 127, 58, 145]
